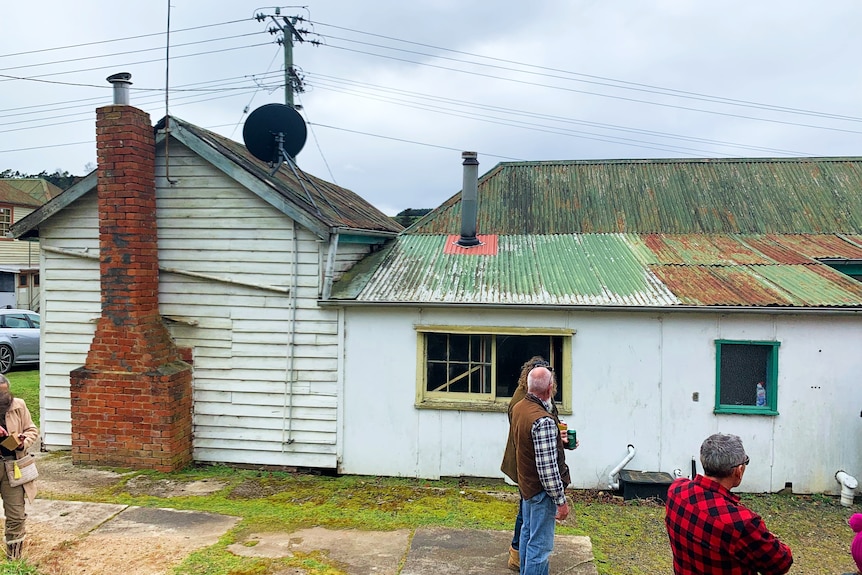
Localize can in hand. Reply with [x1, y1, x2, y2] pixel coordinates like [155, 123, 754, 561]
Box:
[566, 429, 577, 450]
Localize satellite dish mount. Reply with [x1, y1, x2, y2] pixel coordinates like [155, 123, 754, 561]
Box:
[242, 104, 308, 175]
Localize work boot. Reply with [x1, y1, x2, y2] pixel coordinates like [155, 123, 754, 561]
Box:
[507, 545, 520, 571]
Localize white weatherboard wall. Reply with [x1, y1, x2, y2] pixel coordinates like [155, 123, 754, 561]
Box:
[36, 140, 372, 470]
[340, 306, 862, 494]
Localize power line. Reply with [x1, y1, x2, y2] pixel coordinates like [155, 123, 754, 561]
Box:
[312, 19, 862, 124]
[320, 44, 862, 137]
[0, 18, 249, 59]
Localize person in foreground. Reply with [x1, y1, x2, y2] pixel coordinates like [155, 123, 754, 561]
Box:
[0, 374, 39, 560]
[510, 365, 570, 575]
[665, 433, 792, 575]
[501, 356, 558, 571]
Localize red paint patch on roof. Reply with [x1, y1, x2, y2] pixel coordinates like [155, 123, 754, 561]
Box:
[443, 234, 498, 255]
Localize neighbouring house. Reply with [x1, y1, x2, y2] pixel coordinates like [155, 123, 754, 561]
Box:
[12, 89, 401, 471]
[328, 154, 862, 495]
[0, 178, 61, 309]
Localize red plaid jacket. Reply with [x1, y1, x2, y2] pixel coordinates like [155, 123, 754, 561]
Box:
[665, 475, 793, 575]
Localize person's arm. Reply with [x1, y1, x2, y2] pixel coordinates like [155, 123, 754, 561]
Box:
[532, 417, 566, 505]
[13, 401, 38, 451]
[736, 513, 793, 575]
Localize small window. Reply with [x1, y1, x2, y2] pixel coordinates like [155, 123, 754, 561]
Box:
[18, 275, 27, 288]
[416, 326, 573, 412]
[714, 340, 780, 415]
[33, 274, 39, 287]
[0, 207, 11, 237]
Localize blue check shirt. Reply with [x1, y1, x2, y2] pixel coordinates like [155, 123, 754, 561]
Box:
[529, 394, 566, 506]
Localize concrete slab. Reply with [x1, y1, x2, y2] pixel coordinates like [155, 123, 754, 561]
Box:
[229, 527, 410, 575]
[401, 528, 597, 575]
[18, 499, 128, 533]
[94, 506, 240, 541]
[16, 501, 240, 575]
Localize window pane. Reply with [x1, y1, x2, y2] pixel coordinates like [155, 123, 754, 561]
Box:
[495, 335, 561, 399]
[426, 333, 448, 361]
[448, 334, 470, 361]
[720, 344, 769, 406]
[25, 314, 39, 328]
[427, 362, 447, 392]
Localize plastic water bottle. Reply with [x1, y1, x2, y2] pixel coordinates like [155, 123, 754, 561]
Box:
[755, 382, 766, 406]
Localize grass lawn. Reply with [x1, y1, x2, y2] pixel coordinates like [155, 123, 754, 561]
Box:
[5, 369, 39, 427]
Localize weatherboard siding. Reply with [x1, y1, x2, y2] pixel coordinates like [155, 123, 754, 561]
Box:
[155, 144, 340, 468]
[35, 143, 364, 469]
[0, 206, 39, 264]
[37, 191, 101, 449]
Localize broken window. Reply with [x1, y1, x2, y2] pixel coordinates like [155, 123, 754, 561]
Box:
[714, 340, 779, 415]
[418, 327, 571, 411]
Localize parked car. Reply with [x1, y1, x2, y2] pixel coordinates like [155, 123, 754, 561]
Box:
[0, 309, 40, 373]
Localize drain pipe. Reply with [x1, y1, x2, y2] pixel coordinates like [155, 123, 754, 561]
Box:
[836, 470, 858, 507]
[608, 444, 636, 490]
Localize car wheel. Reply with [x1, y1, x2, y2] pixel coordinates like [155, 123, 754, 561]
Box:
[0, 345, 12, 374]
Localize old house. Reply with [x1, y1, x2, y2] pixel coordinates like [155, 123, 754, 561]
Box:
[0, 178, 61, 309]
[329, 155, 862, 495]
[12, 93, 400, 470]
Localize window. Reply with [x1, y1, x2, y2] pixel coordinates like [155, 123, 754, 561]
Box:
[0, 207, 10, 237]
[714, 340, 780, 415]
[18, 275, 27, 288]
[416, 325, 573, 412]
[33, 274, 39, 287]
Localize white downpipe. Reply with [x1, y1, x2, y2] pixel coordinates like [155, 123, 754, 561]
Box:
[608, 444, 636, 490]
[836, 470, 858, 507]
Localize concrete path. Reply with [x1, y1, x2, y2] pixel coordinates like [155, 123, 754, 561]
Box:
[7, 498, 598, 575]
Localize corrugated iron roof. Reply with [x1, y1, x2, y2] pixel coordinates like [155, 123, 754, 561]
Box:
[163, 117, 402, 234]
[408, 158, 862, 235]
[0, 179, 62, 205]
[0, 180, 45, 208]
[330, 233, 862, 308]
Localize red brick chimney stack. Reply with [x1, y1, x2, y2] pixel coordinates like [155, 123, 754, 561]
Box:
[70, 73, 193, 472]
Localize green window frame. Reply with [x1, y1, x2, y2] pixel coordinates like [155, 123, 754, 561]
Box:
[415, 325, 574, 413]
[714, 339, 780, 415]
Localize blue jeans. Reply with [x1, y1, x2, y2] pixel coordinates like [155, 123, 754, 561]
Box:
[519, 491, 556, 575]
[511, 500, 523, 549]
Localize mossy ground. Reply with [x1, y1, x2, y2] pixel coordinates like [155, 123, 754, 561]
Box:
[44, 466, 859, 575]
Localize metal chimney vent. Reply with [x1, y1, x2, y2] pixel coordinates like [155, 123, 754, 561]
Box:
[456, 151, 481, 247]
[106, 72, 133, 105]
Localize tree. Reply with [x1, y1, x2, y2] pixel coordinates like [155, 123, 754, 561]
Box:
[393, 208, 431, 227]
[1, 169, 81, 190]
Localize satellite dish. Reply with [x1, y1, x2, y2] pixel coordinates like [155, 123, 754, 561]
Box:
[242, 103, 307, 166]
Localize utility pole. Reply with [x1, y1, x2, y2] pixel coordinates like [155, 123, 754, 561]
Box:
[255, 8, 310, 108]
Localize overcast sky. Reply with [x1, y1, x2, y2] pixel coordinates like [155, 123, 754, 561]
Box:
[3, 1, 861, 215]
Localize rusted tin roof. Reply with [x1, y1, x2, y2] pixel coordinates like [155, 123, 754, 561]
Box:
[167, 117, 402, 234]
[408, 158, 862, 235]
[330, 233, 862, 308]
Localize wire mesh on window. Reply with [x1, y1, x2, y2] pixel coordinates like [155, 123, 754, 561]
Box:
[719, 344, 770, 406]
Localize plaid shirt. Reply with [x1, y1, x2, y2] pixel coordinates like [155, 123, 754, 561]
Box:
[665, 475, 793, 575]
[530, 396, 566, 506]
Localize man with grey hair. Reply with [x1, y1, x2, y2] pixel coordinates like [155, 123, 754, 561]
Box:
[665, 433, 792, 575]
[510, 366, 570, 575]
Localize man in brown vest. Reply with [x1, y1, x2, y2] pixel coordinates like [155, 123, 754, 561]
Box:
[510, 366, 571, 575]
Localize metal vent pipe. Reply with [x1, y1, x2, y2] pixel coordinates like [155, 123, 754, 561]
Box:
[106, 72, 133, 105]
[456, 151, 481, 247]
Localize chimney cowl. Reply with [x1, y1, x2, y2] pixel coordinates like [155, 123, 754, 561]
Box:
[106, 72, 133, 105]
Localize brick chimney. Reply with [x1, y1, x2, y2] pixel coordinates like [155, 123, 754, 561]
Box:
[70, 73, 193, 472]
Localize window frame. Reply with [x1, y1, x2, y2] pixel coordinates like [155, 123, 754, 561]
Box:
[0, 206, 11, 239]
[714, 339, 780, 415]
[415, 324, 574, 413]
